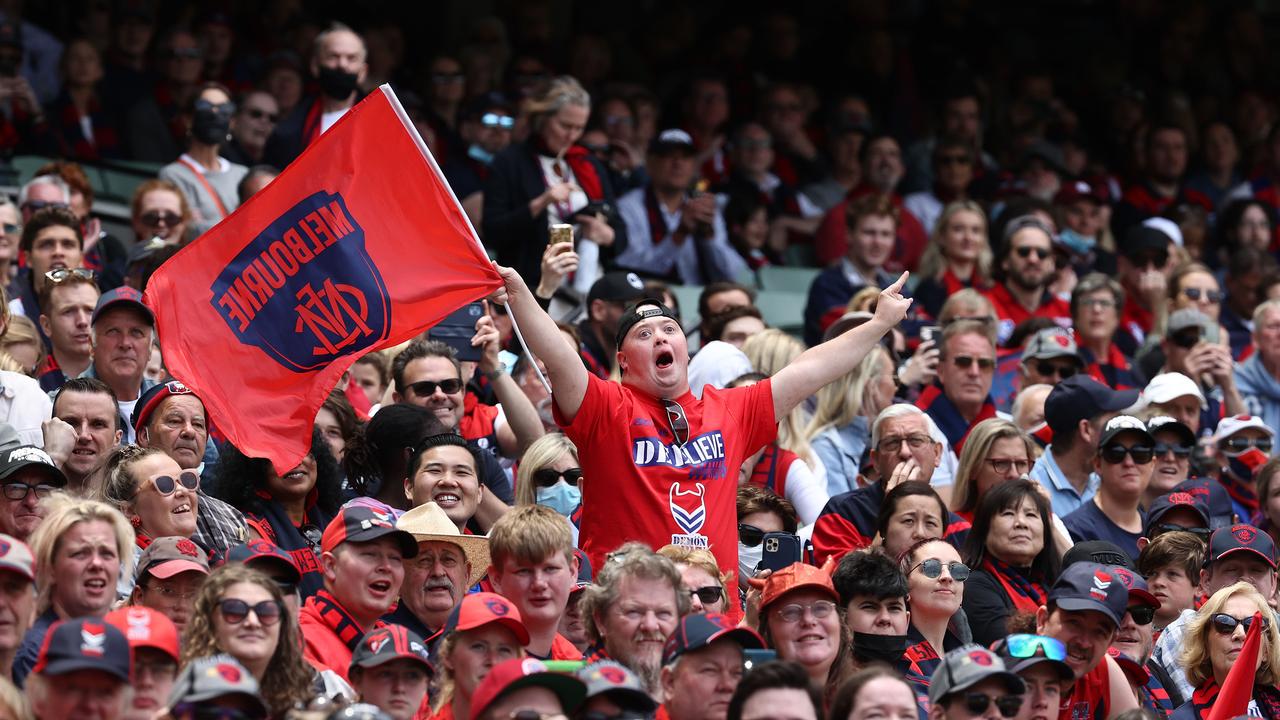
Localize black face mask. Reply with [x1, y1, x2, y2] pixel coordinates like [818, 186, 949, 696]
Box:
[316, 65, 359, 101]
[852, 631, 909, 665]
[191, 104, 233, 145]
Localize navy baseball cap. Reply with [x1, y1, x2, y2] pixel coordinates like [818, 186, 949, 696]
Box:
[662, 613, 765, 666]
[1109, 566, 1160, 609]
[92, 285, 155, 325]
[1207, 524, 1277, 569]
[1044, 375, 1139, 435]
[131, 380, 199, 434]
[33, 618, 131, 682]
[223, 539, 301, 584]
[1144, 491, 1210, 536]
[1173, 478, 1235, 530]
[350, 624, 434, 677]
[1047, 562, 1129, 628]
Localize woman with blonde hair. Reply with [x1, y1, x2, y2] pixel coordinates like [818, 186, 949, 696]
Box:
[1174, 582, 1280, 720]
[658, 545, 730, 615]
[914, 201, 994, 319]
[950, 419, 1038, 520]
[514, 434, 581, 543]
[0, 315, 43, 376]
[805, 344, 896, 495]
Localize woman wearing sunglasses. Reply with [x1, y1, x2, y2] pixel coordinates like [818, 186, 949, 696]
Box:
[899, 537, 970, 682]
[1173, 581, 1280, 720]
[213, 428, 344, 600]
[129, 178, 190, 246]
[756, 562, 853, 705]
[515, 433, 582, 535]
[658, 545, 728, 615]
[182, 563, 319, 717]
[961, 480, 1061, 646]
[102, 445, 200, 591]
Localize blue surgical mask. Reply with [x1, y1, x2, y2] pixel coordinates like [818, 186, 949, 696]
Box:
[468, 144, 494, 166]
[536, 481, 581, 517]
[1058, 228, 1096, 256]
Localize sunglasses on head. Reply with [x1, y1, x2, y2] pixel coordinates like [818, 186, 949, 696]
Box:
[1223, 436, 1273, 454]
[688, 585, 723, 604]
[1100, 444, 1154, 465]
[140, 471, 200, 498]
[1002, 634, 1067, 661]
[950, 355, 996, 371]
[217, 598, 282, 625]
[141, 210, 182, 227]
[44, 267, 95, 284]
[1152, 442, 1192, 458]
[911, 558, 970, 581]
[1182, 288, 1223, 303]
[1211, 613, 1270, 635]
[1015, 246, 1051, 260]
[1034, 361, 1076, 379]
[958, 693, 1023, 718]
[738, 523, 765, 547]
[532, 467, 582, 487]
[1127, 605, 1156, 626]
[406, 378, 463, 397]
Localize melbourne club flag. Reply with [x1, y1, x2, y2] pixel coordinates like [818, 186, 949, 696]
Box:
[145, 85, 501, 474]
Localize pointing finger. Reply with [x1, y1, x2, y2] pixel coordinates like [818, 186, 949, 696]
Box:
[886, 271, 909, 294]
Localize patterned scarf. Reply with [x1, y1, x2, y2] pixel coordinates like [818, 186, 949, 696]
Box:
[983, 557, 1045, 613]
[246, 494, 331, 600]
[305, 589, 377, 652]
[1189, 678, 1280, 720]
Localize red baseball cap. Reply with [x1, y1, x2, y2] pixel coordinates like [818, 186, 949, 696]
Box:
[105, 606, 180, 664]
[320, 506, 418, 558]
[430, 592, 530, 645]
[469, 658, 587, 720]
[760, 563, 838, 612]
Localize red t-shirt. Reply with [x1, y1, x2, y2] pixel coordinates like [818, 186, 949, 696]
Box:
[1059, 659, 1111, 720]
[556, 374, 777, 599]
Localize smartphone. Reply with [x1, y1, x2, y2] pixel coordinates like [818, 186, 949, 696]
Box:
[573, 200, 614, 220]
[759, 532, 803, 573]
[920, 325, 940, 343]
[743, 648, 777, 671]
[428, 302, 484, 362]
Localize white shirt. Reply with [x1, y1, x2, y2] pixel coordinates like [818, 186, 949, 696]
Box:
[0, 370, 51, 447]
[320, 108, 348, 135]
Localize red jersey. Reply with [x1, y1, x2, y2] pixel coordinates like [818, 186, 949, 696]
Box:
[556, 374, 777, 600]
[460, 394, 501, 451]
[1060, 659, 1111, 720]
[982, 283, 1072, 345]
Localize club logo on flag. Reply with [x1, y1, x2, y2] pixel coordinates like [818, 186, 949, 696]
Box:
[209, 190, 391, 372]
[669, 482, 708, 548]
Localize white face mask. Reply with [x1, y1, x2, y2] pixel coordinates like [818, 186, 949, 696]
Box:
[738, 542, 763, 582]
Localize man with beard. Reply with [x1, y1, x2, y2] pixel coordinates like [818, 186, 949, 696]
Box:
[388, 501, 488, 644]
[1113, 124, 1213, 238]
[263, 23, 366, 168]
[579, 542, 687, 697]
[50, 378, 121, 495]
[983, 216, 1070, 346]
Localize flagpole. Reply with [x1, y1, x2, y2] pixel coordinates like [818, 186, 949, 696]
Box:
[381, 84, 553, 394]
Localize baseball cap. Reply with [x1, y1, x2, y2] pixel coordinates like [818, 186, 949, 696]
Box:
[93, 286, 155, 326]
[33, 618, 131, 682]
[1207, 524, 1277, 569]
[760, 562, 838, 612]
[350, 624, 434, 677]
[135, 536, 209, 582]
[223, 539, 302, 584]
[587, 272, 646, 306]
[1140, 372, 1206, 410]
[1044, 375, 1139, 435]
[649, 128, 696, 156]
[1213, 414, 1276, 444]
[431, 592, 530, 646]
[105, 606, 180, 664]
[1097, 415, 1153, 448]
[1061, 541, 1134, 570]
[1046, 561, 1130, 628]
[131, 380, 200, 433]
[662, 613, 765, 666]
[614, 298, 680, 350]
[1053, 180, 1104, 207]
[1143, 217, 1184, 248]
[991, 635, 1073, 681]
[577, 661, 658, 713]
[1022, 327, 1081, 363]
[1108, 566, 1160, 609]
[0, 445, 66, 487]
[1120, 225, 1173, 260]
[1167, 308, 1213, 337]
[0, 534, 34, 581]
[1145, 491, 1211, 535]
[1146, 416, 1196, 446]
[1108, 648, 1150, 686]
[468, 657, 587, 720]
[928, 645, 1025, 706]
[168, 654, 268, 716]
[320, 506, 419, 558]
[1173, 478, 1235, 530]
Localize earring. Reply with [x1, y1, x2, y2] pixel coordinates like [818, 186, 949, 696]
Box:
[130, 515, 142, 529]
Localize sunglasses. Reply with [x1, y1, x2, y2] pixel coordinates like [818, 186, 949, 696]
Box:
[141, 210, 182, 227]
[738, 523, 766, 547]
[1169, 331, 1203, 349]
[1130, 251, 1169, 269]
[0, 482, 56, 501]
[911, 558, 970, 582]
[406, 378, 463, 397]
[1034, 361, 1076, 379]
[44, 267, 95, 284]
[1149, 523, 1211, 542]
[664, 400, 690, 447]
[1003, 634, 1066, 661]
[958, 693, 1023, 718]
[139, 471, 200, 498]
[217, 598, 282, 625]
[950, 355, 996, 371]
[1211, 613, 1270, 635]
[1099, 444, 1154, 465]
[22, 200, 69, 213]
[1223, 437, 1273, 454]
[1127, 605, 1156, 626]
[1152, 442, 1192, 458]
[194, 98, 235, 114]
[1015, 246, 1051, 260]
[532, 468, 582, 487]
[245, 107, 279, 122]
[688, 585, 724, 604]
[1182, 288, 1223, 303]
[301, 523, 322, 554]
[481, 112, 515, 129]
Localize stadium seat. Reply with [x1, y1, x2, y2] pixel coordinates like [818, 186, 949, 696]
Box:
[757, 265, 820, 293]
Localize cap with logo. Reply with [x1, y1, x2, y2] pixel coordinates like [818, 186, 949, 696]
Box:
[1022, 327, 1081, 364]
[1047, 561, 1130, 627]
[222, 539, 302, 584]
[431, 591, 530, 645]
[350, 624, 434, 677]
[136, 536, 210, 583]
[927, 645, 1025, 706]
[1053, 180, 1106, 206]
[1062, 541, 1135, 571]
[33, 618, 131, 682]
[1208, 524, 1277, 569]
[577, 661, 657, 712]
[587, 272, 647, 307]
[1146, 416, 1196, 447]
[1108, 566, 1160, 609]
[615, 299, 681, 350]
[1145, 491, 1210, 536]
[1097, 415, 1153, 448]
[105, 606, 180, 664]
[1044, 375, 1139, 435]
[93, 285, 155, 326]
[168, 654, 268, 716]
[0, 445, 66, 487]
[761, 562, 838, 612]
[0, 533, 34, 581]
[649, 128, 696, 156]
[132, 380, 200, 433]
[396, 501, 489, 587]
[468, 657, 588, 720]
[1140, 372, 1206, 410]
[1212, 415, 1275, 444]
[662, 613, 765, 666]
[1173, 478, 1235, 530]
[321, 506, 419, 558]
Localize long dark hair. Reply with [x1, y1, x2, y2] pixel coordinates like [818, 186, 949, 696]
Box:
[212, 427, 342, 516]
[962, 479, 1060, 582]
[342, 403, 447, 498]
[875, 481, 948, 541]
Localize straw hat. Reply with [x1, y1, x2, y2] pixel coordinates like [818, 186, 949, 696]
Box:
[396, 502, 490, 587]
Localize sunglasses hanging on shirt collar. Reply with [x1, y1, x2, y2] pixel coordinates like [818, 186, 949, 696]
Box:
[663, 399, 689, 447]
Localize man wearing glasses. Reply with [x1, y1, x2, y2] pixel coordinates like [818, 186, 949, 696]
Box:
[983, 216, 1070, 346]
[1008, 327, 1082, 413]
[0, 445, 64, 542]
[917, 320, 1002, 456]
[926, 645, 1026, 720]
[1062, 415, 1155, 563]
[126, 536, 209, 634]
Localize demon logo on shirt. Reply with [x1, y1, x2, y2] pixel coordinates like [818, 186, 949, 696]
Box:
[669, 482, 709, 548]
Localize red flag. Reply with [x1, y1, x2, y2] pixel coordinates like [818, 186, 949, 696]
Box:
[144, 85, 501, 474]
[1206, 611, 1264, 720]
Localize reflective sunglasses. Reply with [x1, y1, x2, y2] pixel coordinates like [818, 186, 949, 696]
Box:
[959, 693, 1023, 718]
[910, 558, 970, 582]
[406, 378, 463, 397]
[244, 107, 278, 122]
[217, 598, 282, 625]
[1003, 634, 1066, 661]
[1127, 605, 1156, 626]
[0, 482, 56, 501]
[481, 112, 515, 129]
[141, 210, 182, 227]
[532, 467, 583, 487]
[1099, 444, 1154, 465]
[775, 600, 837, 623]
[1152, 442, 1192, 458]
[1034, 361, 1076, 379]
[1014, 246, 1051, 260]
[140, 471, 200, 497]
[1211, 613, 1270, 635]
[1182, 288, 1224, 303]
[950, 355, 996, 371]
[738, 523, 766, 547]
[1223, 437, 1273, 454]
[45, 268, 96, 284]
[688, 585, 724, 604]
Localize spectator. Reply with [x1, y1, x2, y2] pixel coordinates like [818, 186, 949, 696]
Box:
[430, 591, 530, 720]
[351, 352, 390, 408]
[100, 445, 198, 578]
[830, 550, 910, 665]
[347, 625, 433, 720]
[1115, 225, 1178, 351]
[0, 315, 41, 374]
[158, 82, 249, 235]
[50, 377, 121, 494]
[0, 533, 33, 680]
[804, 193, 898, 346]
[125, 535, 208, 634]
[736, 485, 799, 584]
[801, 121, 867, 214]
[0, 445, 64, 542]
[1257, 458, 1280, 544]
[720, 121, 821, 225]
[1221, 247, 1276, 360]
[488, 504, 582, 660]
[1054, 180, 1115, 281]
[1237, 299, 1280, 428]
[460, 95, 516, 181]
[759, 83, 820, 186]
[1152, 312, 1242, 433]
[918, 320, 1000, 458]
[657, 545, 729, 615]
[1211, 415, 1275, 521]
[224, 90, 279, 166]
[1062, 416, 1154, 562]
[926, 645, 1026, 720]
[659, 613, 765, 720]
[84, 287, 155, 443]
[222, 539, 304, 617]
[166, 654, 272, 718]
[236, 164, 277, 203]
[876, 481, 949, 562]
[899, 537, 970, 682]
[991, 635, 1073, 720]
[36, 267, 97, 391]
[725, 660, 822, 720]
[1144, 417, 1197, 502]
[913, 201, 993, 320]
[730, 372, 827, 527]
[983, 216, 1070, 346]
[468, 656, 586, 720]
[103, 605, 179, 720]
[1135, 530, 1203, 633]
[698, 282, 757, 343]
[578, 272, 646, 379]
[34, 161, 128, 293]
[403, 431, 494, 535]
[615, 128, 746, 285]
[125, 29, 204, 163]
[315, 390, 359, 464]
[576, 660, 660, 720]
[47, 38, 122, 161]
[10, 205, 82, 343]
[756, 563, 851, 703]
[299, 506, 417, 683]
[805, 344, 895, 495]
[1011, 383, 1052, 437]
[904, 138, 977, 235]
[342, 404, 448, 517]
[389, 501, 488, 641]
[1071, 273, 1138, 390]
[1186, 121, 1243, 211]
[24, 618, 130, 720]
[1011, 328, 1083, 411]
[264, 23, 368, 168]
[1112, 124, 1211, 237]
[1172, 582, 1280, 720]
[702, 307, 766, 350]
[129, 178, 190, 246]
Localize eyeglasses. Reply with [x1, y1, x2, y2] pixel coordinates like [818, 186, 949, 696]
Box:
[141, 210, 182, 227]
[664, 400, 690, 447]
[137, 471, 200, 498]
[688, 585, 724, 604]
[1149, 523, 1211, 542]
[217, 598, 283, 626]
[984, 458, 1031, 474]
[244, 108, 279, 123]
[0, 483, 55, 501]
[1003, 634, 1066, 661]
[143, 582, 199, 601]
[532, 468, 583, 487]
[1099, 444, 1154, 465]
[1014, 246, 1051, 260]
[21, 200, 69, 213]
[878, 434, 932, 453]
[481, 113, 515, 129]
[135, 657, 178, 680]
[1080, 298, 1117, 311]
[1223, 437, 1273, 454]
[1152, 442, 1192, 458]
[739, 523, 766, 547]
[910, 558, 970, 581]
[950, 355, 996, 371]
[406, 378, 463, 397]
[1182, 288, 1223, 303]
[957, 692, 1023, 718]
[1211, 613, 1270, 635]
[774, 600, 837, 623]
[45, 268, 95, 284]
[1034, 362, 1076, 379]
[1169, 331, 1202, 349]
[1127, 605, 1156, 626]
